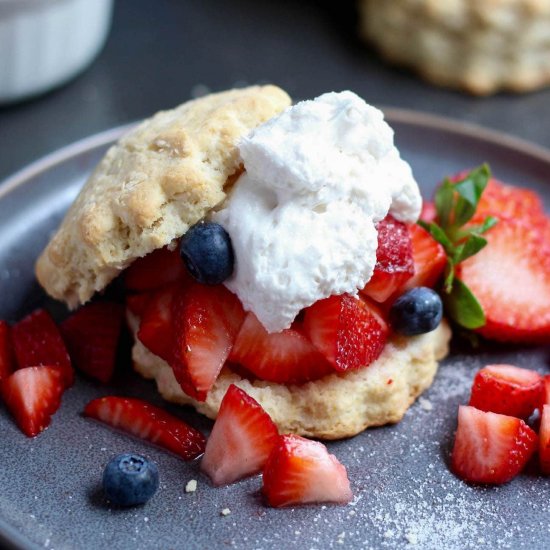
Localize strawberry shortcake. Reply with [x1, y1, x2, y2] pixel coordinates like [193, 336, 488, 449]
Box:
[35, 85, 451, 440]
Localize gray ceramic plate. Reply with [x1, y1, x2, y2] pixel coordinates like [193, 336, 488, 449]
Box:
[1, 111, 550, 550]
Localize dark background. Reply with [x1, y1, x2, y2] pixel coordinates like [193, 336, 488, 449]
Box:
[1, 0, 549, 183]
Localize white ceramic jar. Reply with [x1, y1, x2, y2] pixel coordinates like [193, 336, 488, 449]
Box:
[0, 0, 114, 104]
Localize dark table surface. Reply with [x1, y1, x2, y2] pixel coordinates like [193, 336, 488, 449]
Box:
[1, 0, 550, 183]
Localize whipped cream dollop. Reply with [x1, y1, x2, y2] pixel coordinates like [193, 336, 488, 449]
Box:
[213, 91, 421, 333]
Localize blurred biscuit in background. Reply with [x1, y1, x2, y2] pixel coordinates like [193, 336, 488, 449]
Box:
[359, 0, 550, 95]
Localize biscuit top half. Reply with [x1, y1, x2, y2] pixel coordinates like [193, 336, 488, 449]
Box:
[35, 85, 292, 308]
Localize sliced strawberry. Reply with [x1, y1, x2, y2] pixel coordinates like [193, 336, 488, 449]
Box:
[126, 293, 151, 318]
[0, 321, 15, 382]
[303, 294, 388, 372]
[468, 365, 543, 419]
[539, 404, 550, 475]
[11, 309, 73, 387]
[451, 405, 538, 484]
[171, 284, 245, 401]
[1, 366, 64, 437]
[543, 375, 550, 406]
[473, 177, 545, 224]
[262, 434, 352, 507]
[124, 246, 187, 292]
[420, 201, 437, 224]
[61, 302, 124, 383]
[229, 313, 333, 384]
[456, 218, 550, 343]
[84, 396, 206, 460]
[137, 284, 177, 363]
[201, 384, 279, 485]
[361, 216, 413, 303]
[404, 224, 447, 291]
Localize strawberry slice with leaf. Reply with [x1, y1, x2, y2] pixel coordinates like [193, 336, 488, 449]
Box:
[84, 396, 206, 460]
[469, 364, 543, 419]
[262, 434, 353, 507]
[451, 405, 538, 485]
[361, 215, 414, 303]
[61, 302, 124, 383]
[2, 366, 65, 437]
[11, 309, 73, 387]
[303, 294, 388, 372]
[456, 218, 550, 343]
[201, 384, 279, 486]
[229, 313, 333, 384]
[171, 283, 245, 401]
[124, 246, 188, 292]
[0, 320, 15, 382]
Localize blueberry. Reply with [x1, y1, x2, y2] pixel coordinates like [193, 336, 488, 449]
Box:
[102, 453, 159, 506]
[389, 287, 443, 336]
[180, 221, 234, 285]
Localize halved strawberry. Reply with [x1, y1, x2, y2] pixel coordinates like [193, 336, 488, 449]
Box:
[469, 365, 543, 419]
[171, 284, 245, 401]
[361, 216, 414, 303]
[539, 404, 550, 475]
[303, 294, 388, 372]
[61, 302, 124, 383]
[451, 405, 538, 484]
[456, 218, 550, 343]
[84, 396, 206, 460]
[543, 375, 550, 406]
[137, 284, 177, 363]
[404, 224, 447, 291]
[0, 320, 15, 382]
[2, 366, 64, 437]
[229, 313, 333, 384]
[262, 434, 352, 507]
[11, 309, 73, 387]
[124, 246, 187, 292]
[473, 177, 545, 224]
[201, 384, 279, 485]
[126, 293, 151, 318]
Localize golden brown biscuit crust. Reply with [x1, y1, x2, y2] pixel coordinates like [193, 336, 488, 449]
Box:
[360, 0, 550, 95]
[35, 86, 291, 308]
[129, 312, 451, 440]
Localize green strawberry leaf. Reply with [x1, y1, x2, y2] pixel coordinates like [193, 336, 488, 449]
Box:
[434, 179, 455, 228]
[418, 221, 454, 254]
[451, 164, 491, 227]
[444, 279, 486, 329]
[453, 234, 488, 264]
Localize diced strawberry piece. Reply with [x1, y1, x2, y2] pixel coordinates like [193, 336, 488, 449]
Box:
[229, 313, 333, 384]
[539, 405, 550, 475]
[543, 375, 550, 406]
[124, 246, 187, 292]
[262, 434, 352, 507]
[201, 384, 279, 485]
[137, 285, 177, 363]
[11, 309, 73, 387]
[61, 302, 124, 383]
[456, 218, 550, 343]
[473, 177, 545, 224]
[171, 284, 245, 401]
[303, 294, 388, 372]
[84, 396, 206, 460]
[468, 365, 543, 419]
[361, 216, 414, 303]
[0, 321, 15, 382]
[1, 366, 64, 437]
[420, 201, 437, 224]
[451, 405, 538, 484]
[404, 224, 447, 291]
[126, 293, 151, 318]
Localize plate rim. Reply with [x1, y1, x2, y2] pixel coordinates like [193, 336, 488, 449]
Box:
[1, 108, 550, 550]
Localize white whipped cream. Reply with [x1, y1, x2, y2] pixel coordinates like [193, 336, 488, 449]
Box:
[213, 91, 421, 333]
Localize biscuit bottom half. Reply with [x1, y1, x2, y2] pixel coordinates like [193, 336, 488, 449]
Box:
[130, 313, 451, 440]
